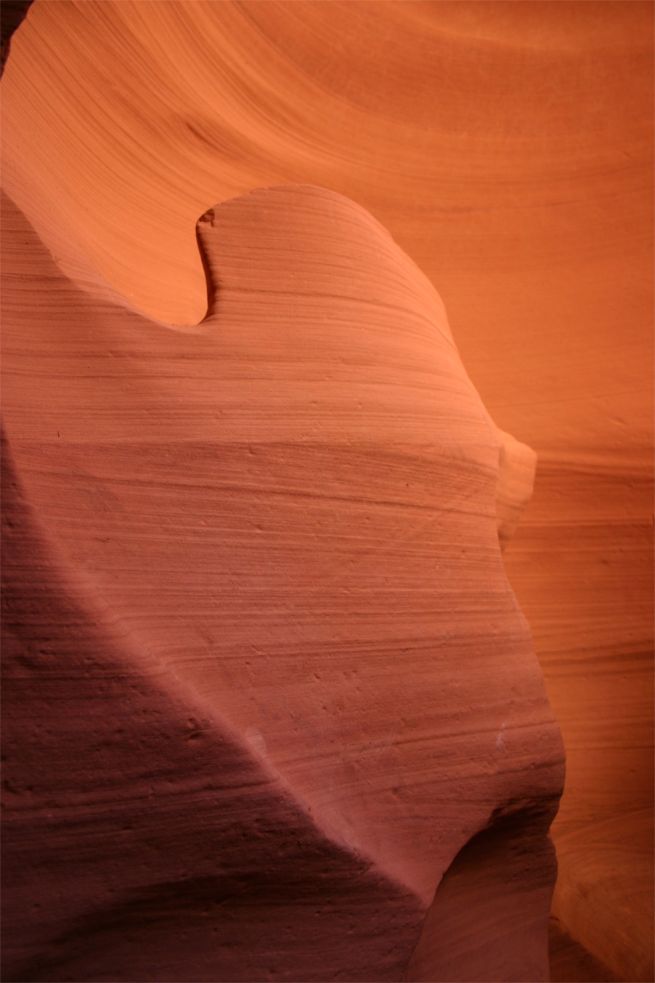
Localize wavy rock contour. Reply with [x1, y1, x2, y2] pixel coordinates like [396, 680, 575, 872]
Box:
[4, 1, 652, 979]
[2, 183, 564, 981]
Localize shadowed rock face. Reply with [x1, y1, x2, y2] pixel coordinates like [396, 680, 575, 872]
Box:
[0, 0, 31, 71]
[2, 182, 563, 981]
[2, 2, 653, 981]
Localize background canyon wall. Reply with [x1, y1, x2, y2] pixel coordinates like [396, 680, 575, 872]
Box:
[2, 2, 653, 980]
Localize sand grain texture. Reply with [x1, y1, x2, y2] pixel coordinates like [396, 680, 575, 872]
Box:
[1, 2, 653, 981]
[2, 180, 565, 981]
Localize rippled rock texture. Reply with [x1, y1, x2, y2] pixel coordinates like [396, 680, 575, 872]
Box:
[2, 3, 653, 982]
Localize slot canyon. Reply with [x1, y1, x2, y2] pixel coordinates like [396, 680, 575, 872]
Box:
[1, 3, 653, 982]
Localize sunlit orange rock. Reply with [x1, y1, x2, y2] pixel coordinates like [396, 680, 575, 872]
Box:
[1, 2, 652, 981]
[2, 180, 565, 981]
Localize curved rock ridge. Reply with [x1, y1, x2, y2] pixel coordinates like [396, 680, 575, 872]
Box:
[3, 2, 653, 978]
[2, 183, 564, 981]
[2, 430, 423, 983]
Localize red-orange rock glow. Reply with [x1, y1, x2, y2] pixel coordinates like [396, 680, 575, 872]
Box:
[2, 3, 652, 981]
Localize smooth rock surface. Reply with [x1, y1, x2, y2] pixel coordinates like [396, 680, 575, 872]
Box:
[1, 1, 653, 979]
[2, 181, 564, 981]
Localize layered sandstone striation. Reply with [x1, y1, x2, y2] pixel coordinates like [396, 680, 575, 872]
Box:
[1, 2, 653, 981]
[2, 180, 563, 981]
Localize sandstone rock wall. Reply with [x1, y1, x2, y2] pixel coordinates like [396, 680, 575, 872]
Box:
[2, 2, 652, 979]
